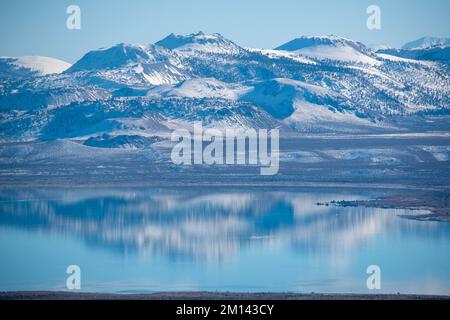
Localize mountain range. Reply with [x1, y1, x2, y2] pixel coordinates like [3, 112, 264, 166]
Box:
[0, 32, 449, 146]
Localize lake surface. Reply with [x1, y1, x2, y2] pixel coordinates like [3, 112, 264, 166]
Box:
[0, 187, 449, 295]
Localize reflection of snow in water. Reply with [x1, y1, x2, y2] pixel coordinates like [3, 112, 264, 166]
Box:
[0, 188, 441, 266]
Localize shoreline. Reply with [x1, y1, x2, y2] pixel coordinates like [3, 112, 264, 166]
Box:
[323, 190, 450, 222]
[1, 291, 449, 300]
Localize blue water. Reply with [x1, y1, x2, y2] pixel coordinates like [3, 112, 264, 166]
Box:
[0, 187, 449, 295]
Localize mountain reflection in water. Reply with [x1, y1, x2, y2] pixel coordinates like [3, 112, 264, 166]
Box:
[0, 188, 449, 294]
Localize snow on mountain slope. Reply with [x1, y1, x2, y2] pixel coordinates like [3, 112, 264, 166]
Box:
[370, 45, 393, 52]
[67, 43, 190, 85]
[142, 77, 377, 132]
[274, 35, 380, 65]
[0, 56, 71, 79]
[376, 53, 429, 64]
[239, 78, 379, 132]
[377, 36, 450, 62]
[240, 78, 338, 119]
[246, 48, 317, 64]
[402, 37, 450, 50]
[145, 77, 354, 120]
[68, 43, 160, 71]
[376, 46, 450, 62]
[156, 31, 244, 55]
[286, 99, 385, 133]
[0, 85, 111, 111]
[12, 56, 71, 75]
[147, 78, 251, 99]
[0, 139, 158, 164]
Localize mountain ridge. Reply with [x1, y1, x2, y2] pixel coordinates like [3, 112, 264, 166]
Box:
[0, 32, 449, 143]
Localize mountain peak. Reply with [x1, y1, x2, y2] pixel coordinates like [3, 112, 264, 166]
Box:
[274, 35, 377, 64]
[155, 32, 243, 55]
[275, 35, 366, 51]
[402, 36, 450, 50]
[67, 43, 175, 72]
[0, 56, 71, 79]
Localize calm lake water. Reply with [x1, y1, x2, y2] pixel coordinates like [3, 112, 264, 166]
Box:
[0, 187, 449, 295]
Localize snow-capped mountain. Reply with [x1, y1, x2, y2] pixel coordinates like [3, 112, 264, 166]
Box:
[156, 31, 244, 55]
[66, 43, 190, 86]
[274, 35, 379, 65]
[402, 36, 450, 50]
[0, 32, 449, 144]
[376, 36, 450, 62]
[0, 56, 71, 79]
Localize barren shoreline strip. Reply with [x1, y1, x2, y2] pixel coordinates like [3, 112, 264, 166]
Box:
[0, 291, 449, 300]
[326, 190, 450, 222]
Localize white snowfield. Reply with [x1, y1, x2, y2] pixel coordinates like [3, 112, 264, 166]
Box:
[289, 44, 381, 65]
[376, 53, 431, 65]
[246, 48, 317, 65]
[273, 35, 381, 65]
[0, 56, 71, 76]
[147, 78, 252, 99]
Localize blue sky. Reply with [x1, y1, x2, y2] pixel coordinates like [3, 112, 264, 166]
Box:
[0, 0, 449, 63]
